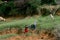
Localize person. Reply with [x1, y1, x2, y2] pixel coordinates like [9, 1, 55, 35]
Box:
[24, 25, 29, 36]
[50, 14, 54, 20]
[30, 24, 36, 31]
[30, 20, 37, 31]
[24, 26, 29, 33]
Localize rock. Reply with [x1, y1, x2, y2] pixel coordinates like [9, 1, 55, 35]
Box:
[0, 17, 6, 21]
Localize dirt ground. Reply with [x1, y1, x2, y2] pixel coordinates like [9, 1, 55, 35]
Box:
[5, 34, 56, 40]
[0, 29, 56, 40]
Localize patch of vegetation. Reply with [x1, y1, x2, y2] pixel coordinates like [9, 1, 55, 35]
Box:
[41, 0, 56, 5]
[0, 16, 60, 31]
[0, 17, 35, 31]
[41, 8, 50, 16]
[0, 34, 17, 39]
[0, 1, 15, 17]
[0, 0, 57, 17]
[0, 16, 59, 39]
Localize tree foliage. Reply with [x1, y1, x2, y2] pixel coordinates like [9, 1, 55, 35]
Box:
[41, 0, 56, 5]
[0, 0, 57, 17]
[0, 1, 15, 17]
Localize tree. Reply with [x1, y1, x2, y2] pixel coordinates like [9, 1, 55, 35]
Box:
[0, 1, 15, 17]
[41, 0, 56, 5]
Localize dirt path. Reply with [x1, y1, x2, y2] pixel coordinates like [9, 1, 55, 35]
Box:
[0, 28, 57, 40]
[6, 35, 56, 40]
[5, 30, 56, 40]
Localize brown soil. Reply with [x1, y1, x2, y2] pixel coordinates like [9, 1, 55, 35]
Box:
[0, 29, 56, 40]
[5, 33, 56, 40]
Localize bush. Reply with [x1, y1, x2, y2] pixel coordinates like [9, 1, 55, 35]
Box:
[17, 0, 41, 16]
[0, 1, 15, 17]
[25, 3, 38, 16]
[0, 0, 57, 17]
[55, 8, 60, 16]
[41, 0, 56, 5]
[9, 9, 19, 17]
[41, 8, 50, 16]
[0, 0, 41, 17]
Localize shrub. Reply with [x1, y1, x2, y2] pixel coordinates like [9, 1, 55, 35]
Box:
[41, 0, 57, 5]
[0, 0, 41, 17]
[0, 1, 15, 17]
[41, 8, 50, 16]
[17, 0, 41, 16]
[55, 8, 60, 16]
[0, 0, 57, 17]
[27, 0, 40, 14]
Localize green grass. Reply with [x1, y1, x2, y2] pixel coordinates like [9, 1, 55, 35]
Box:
[0, 16, 60, 30]
[0, 16, 60, 39]
[0, 34, 17, 39]
[37, 16, 60, 29]
[0, 17, 36, 30]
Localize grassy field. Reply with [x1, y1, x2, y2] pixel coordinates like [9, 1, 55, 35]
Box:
[0, 15, 60, 39]
[0, 16, 60, 30]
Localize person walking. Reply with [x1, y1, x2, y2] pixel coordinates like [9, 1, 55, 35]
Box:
[24, 25, 29, 36]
